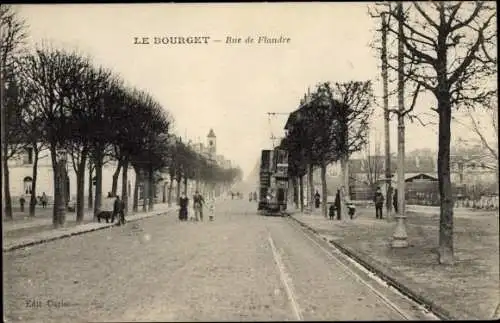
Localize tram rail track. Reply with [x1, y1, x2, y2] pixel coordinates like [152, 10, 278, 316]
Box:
[285, 215, 445, 321]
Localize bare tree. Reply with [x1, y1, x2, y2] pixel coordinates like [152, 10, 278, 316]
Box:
[333, 81, 375, 219]
[67, 63, 117, 223]
[466, 108, 498, 164]
[1, 5, 29, 220]
[18, 47, 89, 228]
[307, 82, 343, 217]
[15, 64, 49, 217]
[364, 151, 384, 191]
[454, 109, 498, 194]
[383, 1, 497, 264]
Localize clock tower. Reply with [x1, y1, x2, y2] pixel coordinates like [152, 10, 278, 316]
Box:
[207, 128, 216, 158]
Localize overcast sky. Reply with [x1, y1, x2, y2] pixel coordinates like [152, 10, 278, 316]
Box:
[16, 3, 492, 179]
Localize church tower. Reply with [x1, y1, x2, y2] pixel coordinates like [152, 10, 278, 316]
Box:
[207, 128, 216, 158]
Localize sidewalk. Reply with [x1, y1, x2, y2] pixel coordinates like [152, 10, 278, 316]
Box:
[290, 206, 499, 320]
[3, 203, 176, 252]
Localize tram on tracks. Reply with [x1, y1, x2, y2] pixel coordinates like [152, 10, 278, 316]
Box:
[257, 148, 289, 216]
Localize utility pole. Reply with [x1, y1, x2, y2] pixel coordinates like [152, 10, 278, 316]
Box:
[392, 2, 409, 248]
[267, 112, 289, 148]
[381, 12, 393, 219]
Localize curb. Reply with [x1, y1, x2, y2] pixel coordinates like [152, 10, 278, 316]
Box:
[290, 215, 455, 321]
[3, 208, 174, 253]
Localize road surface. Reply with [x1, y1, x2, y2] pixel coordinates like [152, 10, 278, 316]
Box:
[4, 199, 438, 322]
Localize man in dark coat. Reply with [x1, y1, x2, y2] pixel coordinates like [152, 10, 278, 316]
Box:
[113, 195, 122, 224]
[193, 191, 205, 221]
[179, 193, 189, 221]
[314, 191, 321, 209]
[329, 203, 336, 220]
[334, 189, 341, 220]
[373, 187, 384, 219]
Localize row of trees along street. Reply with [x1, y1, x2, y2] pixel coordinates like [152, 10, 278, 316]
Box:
[1, 5, 243, 228]
[281, 81, 374, 222]
[283, 1, 496, 265]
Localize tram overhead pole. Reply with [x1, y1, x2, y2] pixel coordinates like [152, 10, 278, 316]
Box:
[266, 112, 290, 148]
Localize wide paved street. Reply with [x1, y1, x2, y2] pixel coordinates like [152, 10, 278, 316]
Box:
[4, 199, 436, 322]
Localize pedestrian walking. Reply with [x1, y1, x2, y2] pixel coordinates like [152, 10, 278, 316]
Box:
[20, 195, 26, 212]
[41, 192, 48, 208]
[314, 191, 321, 209]
[335, 189, 342, 220]
[112, 195, 121, 224]
[249, 192, 253, 202]
[208, 198, 215, 221]
[253, 191, 258, 202]
[179, 192, 189, 221]
[373, 187, 384, 219]
[193, 190, 205, 221]
[329, 203, 335, 220]
[393, 188, 399, 214]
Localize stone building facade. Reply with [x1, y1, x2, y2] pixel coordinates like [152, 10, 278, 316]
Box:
[5, 147, 136, 206]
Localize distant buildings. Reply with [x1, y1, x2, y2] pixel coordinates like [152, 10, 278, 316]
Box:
[189, 129, 232, 169]
[5, 128, 234, 206]
[6, 146, 136, 205]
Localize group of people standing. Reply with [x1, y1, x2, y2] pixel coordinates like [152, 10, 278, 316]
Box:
[103, 192, 126, 225]
[19, 192, 49, 212]
[178, 191, 215, 222]
[248, 191, 258, 202]
[373, 186, 398, 219]
[231, 191, 242, 200]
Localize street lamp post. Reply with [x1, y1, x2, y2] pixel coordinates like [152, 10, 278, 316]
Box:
[391, 2, 408, 248]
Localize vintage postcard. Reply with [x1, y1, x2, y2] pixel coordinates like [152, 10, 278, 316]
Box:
[2, 2, 498, 322]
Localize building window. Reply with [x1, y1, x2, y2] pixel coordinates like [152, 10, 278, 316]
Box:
[23, 176, 33, 195]
[23, 148, 33, 165]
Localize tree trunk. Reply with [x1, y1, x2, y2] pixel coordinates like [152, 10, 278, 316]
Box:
[111, 159, 123, 196]
[307, 163, 314, 213]
[87, 162, 94, 210]
[176, 178, 181, 204]
[51, 146, 67, 228]
[321, 163, 328, 218]
[299, 175, 304, 212]
[183, 177, 188, 195]
[122, 158, 129, 216]
[142, 171, 148, 212]
[75, 151, 87, 224]
[438, 96, 454, 264]
[2, 145, 13, 220]
[133, 170, 139, 212]
[29, 146, 39, 217]
[292, 177, 298, 209]
[93, 150, 103, 217]
[340, 157, 349, 220]
[162, 182, 167, 203]
[148, 167, 154, 211]
[168, 178, 174, 206]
